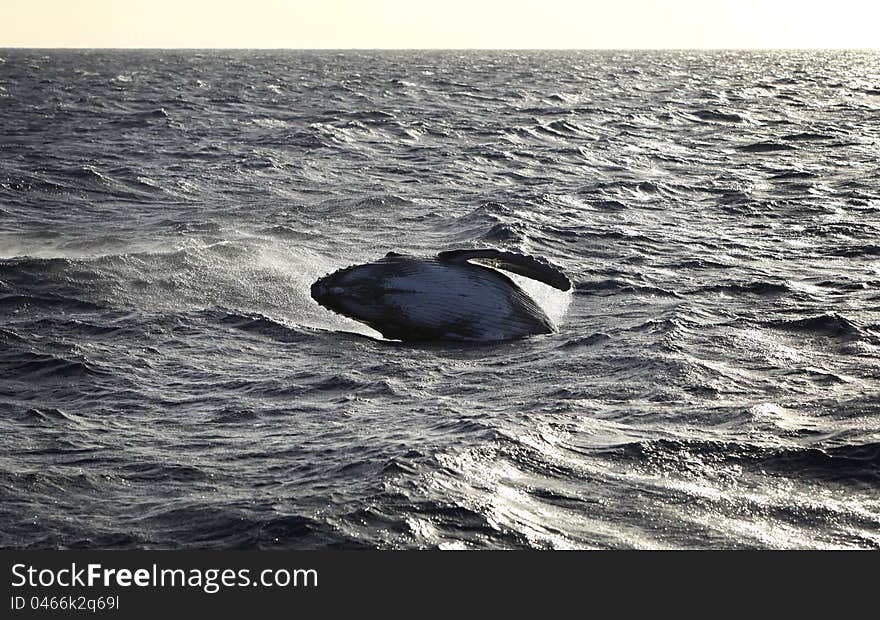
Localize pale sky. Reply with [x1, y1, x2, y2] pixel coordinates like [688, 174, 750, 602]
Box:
[1, 0, 878, 49]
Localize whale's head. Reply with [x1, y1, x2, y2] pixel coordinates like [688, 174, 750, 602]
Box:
[311, 254, 405, 327]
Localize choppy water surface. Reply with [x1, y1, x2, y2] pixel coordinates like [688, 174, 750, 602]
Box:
[1, 50, 878, 549]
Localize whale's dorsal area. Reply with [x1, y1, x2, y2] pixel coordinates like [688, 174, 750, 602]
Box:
[437, 249, 572, 291]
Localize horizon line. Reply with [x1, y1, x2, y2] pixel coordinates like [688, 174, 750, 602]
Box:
[2, 46, 878, 52]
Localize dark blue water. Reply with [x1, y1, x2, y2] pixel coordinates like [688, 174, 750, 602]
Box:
[1, 50, 878, 549]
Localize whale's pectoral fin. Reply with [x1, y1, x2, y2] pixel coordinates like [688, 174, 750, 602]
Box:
[437, 249, 572, 291]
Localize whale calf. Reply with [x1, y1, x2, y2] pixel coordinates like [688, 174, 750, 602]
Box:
[310, 249, 571, 342]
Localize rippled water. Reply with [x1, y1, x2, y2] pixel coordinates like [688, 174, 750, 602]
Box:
[1, 50, 879, 549]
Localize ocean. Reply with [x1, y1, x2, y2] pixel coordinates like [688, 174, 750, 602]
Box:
[1, 49, 878, 549]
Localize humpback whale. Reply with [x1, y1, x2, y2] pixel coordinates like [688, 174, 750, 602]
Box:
[310, 249, 571, 342]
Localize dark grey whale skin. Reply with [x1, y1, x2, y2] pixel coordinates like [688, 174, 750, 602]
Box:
[311, 249, 571, 342]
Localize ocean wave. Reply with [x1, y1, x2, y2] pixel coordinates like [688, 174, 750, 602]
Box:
[692, 281, 794, 297]
[257, 225, 323, 240]
[1, 165, 169, 201]
[558, 333, 611, 348]
[599, 438, 880, 483]
[0, 470, 107, 498]
[208, 407, 260, 424]
[455, 202, 514, 224]
[0, 293, 106, 313]
[689, 109, 749, 123]
[478, 222, 527, 244]
[782, 131, 835, 142]
[133, 504, 336, 549]
[2, 350, 110, 380]
[765, 313, 878, 343]
[574, 279, 680, 298]
[770, 170, 818, 180]
[19, 407, 83, 425]
[120, 461, 211, 483]
[738, 141, 798, 152]
[201, 309, 313, 344]
[827, 245, 880, 258]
